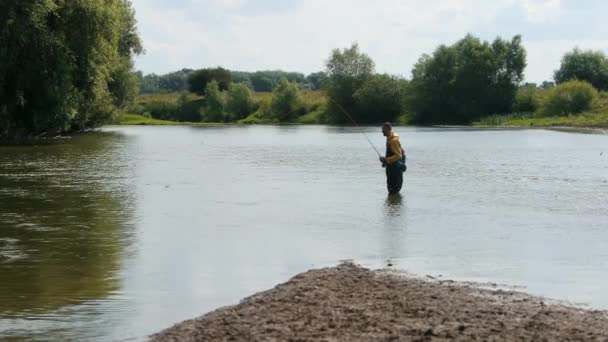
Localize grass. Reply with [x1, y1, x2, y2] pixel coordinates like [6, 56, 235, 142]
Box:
[115, 114, 224, 126]
[474, 91, 608, 128]
[137, 92, 203, 105]
[473, 111, 608, 128]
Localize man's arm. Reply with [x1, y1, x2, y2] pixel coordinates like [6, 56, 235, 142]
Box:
[385, 140, 402, 164]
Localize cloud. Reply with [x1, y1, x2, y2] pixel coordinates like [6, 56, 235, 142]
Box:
[132, 0, 608, 83]
[520, 0, 562, 23]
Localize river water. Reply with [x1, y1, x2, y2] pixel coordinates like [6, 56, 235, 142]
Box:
[1, 125, 607, 341]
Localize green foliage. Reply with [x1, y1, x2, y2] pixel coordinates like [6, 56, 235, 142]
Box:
[409, 34, 526, 124]
[554, 48, 608, 90]
[203, 81, 226, 122]
[137, 69, 194, 94]
[539, 80, 598, 117]
[541, 81, 556, 89]
[239, 97, 276, 124]
[250, 73, 275, 92]
[473, 112, 534, 126]
[271, 78, 300, 121]
[475, 112, 608, 128]
[324, 43, 375, 124]
[513, 86, 542, 113]
[0, 0, 142, 140]
[306, 72, 329, 90]
[188, 67, 232, 95]
[353, 74, 409, 123]
[134, 92, 203, 122]
[225, 83, 255, 121]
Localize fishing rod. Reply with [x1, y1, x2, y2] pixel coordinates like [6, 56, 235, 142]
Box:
[329, 97, 382, 157]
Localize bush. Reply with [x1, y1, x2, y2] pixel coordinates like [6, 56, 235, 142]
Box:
[146, 101, 179, 120]
[202, 81, 226, 122]
[271, 78, 300, 121]
[175, 94, 203, 122]
[513, 86, 542, 113]
[539, 80, 598, 117]
[225, 83, 255, 121]
[238, 97, 276, 124]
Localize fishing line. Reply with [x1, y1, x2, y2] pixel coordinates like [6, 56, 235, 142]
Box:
[328, 97, 382, 157]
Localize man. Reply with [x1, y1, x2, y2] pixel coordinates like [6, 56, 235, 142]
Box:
[379, 122, 406, 195]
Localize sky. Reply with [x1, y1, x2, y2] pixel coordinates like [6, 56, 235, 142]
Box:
[131, 0, 608, 84]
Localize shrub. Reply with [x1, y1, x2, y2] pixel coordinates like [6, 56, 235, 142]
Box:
[271, 78, 300, 121]
[513, 86, 542, 113]
[226, 83, 255, 121]
[539, 80, 598, 117]
[202, 81, 226, 122]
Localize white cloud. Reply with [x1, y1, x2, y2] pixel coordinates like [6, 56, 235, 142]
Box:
[520, 0, 562, 23]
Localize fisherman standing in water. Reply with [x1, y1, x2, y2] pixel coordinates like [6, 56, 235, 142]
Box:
[379, 122, 406, 195]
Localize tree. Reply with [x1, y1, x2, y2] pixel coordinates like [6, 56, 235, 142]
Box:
[554, 48, 608, 90]
[250, 73, 275, 92]
[226, 83, 255, 121]
[353, 74, 408, 123]
[0, 0, 142, 139]
[541, 81, 555, 89]
[409, 34, 526, 124]
[324, 43, 375, 123]
[188, 67, 232, 95]
[271, 78, 299, 121]
[306, 72, 328, 90]
[203, 80, 226, 122]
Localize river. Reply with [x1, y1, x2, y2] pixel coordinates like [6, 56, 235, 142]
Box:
[1, 125, 607, 341]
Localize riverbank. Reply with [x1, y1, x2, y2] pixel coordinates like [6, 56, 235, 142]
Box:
[118, 113, 608, 132]
[473, 111, 608, 129]
[151, 263, 608, 341]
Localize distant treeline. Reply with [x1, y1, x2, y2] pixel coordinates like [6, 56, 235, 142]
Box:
[4, 0, 608, 142]
[137, 69, 327, 94]
[133, 34, 608, 126]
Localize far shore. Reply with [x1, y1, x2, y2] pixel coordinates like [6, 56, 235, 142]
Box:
[151, 263, 608, 341]
[116, 113, 608, 131]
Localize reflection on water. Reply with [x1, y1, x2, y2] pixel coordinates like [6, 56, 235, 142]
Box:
[0, 133, 135, 339]
[384, 193, 404, 215]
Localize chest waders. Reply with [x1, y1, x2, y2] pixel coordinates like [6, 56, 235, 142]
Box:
[385, 141, 406, 195]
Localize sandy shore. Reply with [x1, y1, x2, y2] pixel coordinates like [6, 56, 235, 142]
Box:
[151, 263, 608, 341]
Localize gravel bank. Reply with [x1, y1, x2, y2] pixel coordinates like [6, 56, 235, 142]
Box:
[151, 263, 608, 341]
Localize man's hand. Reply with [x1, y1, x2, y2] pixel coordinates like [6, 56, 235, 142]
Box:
[379, 156, 386, 168]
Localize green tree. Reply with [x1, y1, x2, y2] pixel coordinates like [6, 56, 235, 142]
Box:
[554, 48, 608, 90]
[250, 73, 275, 92]
[188, 67, 232, 95]
[539, 80, 597, 116]
[353, 74, 408, 123]
[271, 78, 299, 121]
[541, 81, 555, 89]
[409, 34, 526, 124]
[324, 43, 375, 124]
[203, 80, 226, 122]
[225, 83, 255, 121]
[0, 0, 142, 140]
[306, 72, 328, 90]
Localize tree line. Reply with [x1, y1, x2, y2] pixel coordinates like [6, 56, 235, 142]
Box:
[139, 35, 606, 126]
[3, 0, 608, 140]
[137, 68, 328, 94]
